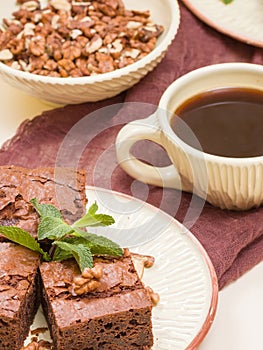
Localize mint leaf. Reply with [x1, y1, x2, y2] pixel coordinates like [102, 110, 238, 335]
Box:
[52, 246, 74, 262]
[0, 226, 50, 261]
[72, 202, 115, 228]
[38, 216, 74, 240]
[53, 241, 93, 271]
[73, 230, 123, 257]
[0, 197, 122, 271]
[73, 213, 115, 228]
[222, 0, 233, 4]
[30, 198, 62, 219]
[88, 202, 99, 215]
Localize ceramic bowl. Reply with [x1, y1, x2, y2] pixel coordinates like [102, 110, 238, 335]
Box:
[0, 0, 180, 105]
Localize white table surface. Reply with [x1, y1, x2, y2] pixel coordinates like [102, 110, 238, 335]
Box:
[0, 78, 262, 350]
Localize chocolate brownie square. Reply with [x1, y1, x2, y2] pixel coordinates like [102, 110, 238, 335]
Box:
[0, 165, 87, 239]
[40, 252, 154, 350]
[0, 242, 41, 350]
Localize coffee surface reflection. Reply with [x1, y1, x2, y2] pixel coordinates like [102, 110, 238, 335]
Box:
[172, 87, 263, 158]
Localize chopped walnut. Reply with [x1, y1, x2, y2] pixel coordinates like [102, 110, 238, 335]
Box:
[0, 49, 13, 60]
[130, 252, 154, 267]
[96, 52, 114, 73]
[28, 53, 48, 71]
[85, 34, 103, 54]
[0, 0, 164, 77]
[70, 264, 103, 296]
[146, 286, 160, 306]
[75, 56, 90, 75]
[69, 67, 83, 77]
[28, 35, 46, 56]
[22, 342, 39, 350]
[61, 40, 82, 60]
[8, 37, 25, 55]
[21, 339, 53, 350]
[21, 1, 40, 12]
[131, 251, 155, 280]
[43, 58, 57, 71]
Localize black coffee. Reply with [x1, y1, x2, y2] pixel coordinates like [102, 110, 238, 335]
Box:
[171, 87, 263, 158]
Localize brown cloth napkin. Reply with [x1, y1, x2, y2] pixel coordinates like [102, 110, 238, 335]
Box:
[0, 2, 262, 289]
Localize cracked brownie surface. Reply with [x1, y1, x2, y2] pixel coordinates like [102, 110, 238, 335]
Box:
[0, 165, 87, 239]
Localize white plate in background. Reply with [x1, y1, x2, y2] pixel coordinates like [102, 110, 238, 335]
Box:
[182, 0, 263, 47]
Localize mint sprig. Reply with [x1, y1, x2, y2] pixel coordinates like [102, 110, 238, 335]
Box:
[72, 202, 115, 228]
[222, 0, 233, 4]
[0, 226, 50, 261]
[0, 198, 122, 272]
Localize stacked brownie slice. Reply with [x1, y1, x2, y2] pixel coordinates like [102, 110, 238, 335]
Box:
[0, 243, 40, 349]
[40, 253, 153, 350]
[0, 166, 154, 350]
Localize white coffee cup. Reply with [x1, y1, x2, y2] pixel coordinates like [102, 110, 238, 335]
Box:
[116, 63, 263, 210]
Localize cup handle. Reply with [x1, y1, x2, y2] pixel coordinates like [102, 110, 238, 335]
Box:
[116, 113, 182, 190]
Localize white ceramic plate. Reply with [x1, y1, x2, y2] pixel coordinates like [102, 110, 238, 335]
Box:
[182, 0, 263, 48]
[25, 186, 218, 349]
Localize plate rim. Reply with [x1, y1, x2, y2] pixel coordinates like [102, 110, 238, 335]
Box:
[181, 0, 263, 48]
[86, 185, 219, 349]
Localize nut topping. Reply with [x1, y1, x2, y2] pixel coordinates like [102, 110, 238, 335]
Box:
[131, 252, 155, 268]
[21, 1, 40, 12]
[0, 49, 13, 60]
[70, 264, 103, 295]
[50, 0, 71, 12]
[146, 286, 160, 306]
[85, 34, 103, 53]
[21, 339, 53, 350]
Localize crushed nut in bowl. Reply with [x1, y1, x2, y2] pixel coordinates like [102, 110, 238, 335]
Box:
[0, 0, 180, 104]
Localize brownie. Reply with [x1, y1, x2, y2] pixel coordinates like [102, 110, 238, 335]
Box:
[0, 242, 41, 350]
[0, 165, 87, 239]
[40, 252, 154, 350]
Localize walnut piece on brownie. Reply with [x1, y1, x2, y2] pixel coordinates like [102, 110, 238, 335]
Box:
[40, 250, 154, 350]
[0, 242, 41, 350]
[0, 165, 87, 240]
